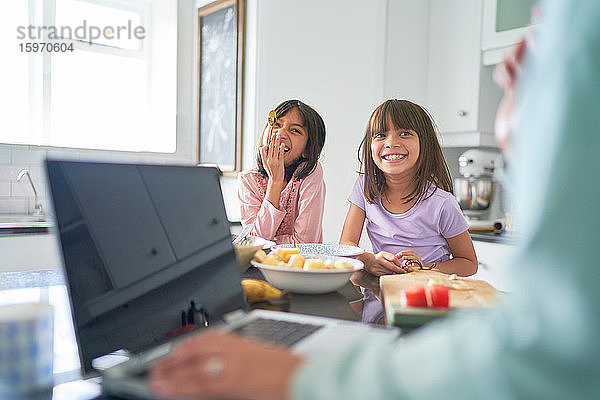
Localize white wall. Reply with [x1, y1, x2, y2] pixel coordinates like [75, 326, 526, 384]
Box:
[230, 0, 431, 245]
[384, 0, 431, 103]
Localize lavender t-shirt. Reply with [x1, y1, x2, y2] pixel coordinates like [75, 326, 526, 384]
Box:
[349, 176, 468, 263]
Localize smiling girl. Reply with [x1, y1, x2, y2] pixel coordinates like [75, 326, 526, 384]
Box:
[238, 99, 326, 244]
[340, 99, 477, 322]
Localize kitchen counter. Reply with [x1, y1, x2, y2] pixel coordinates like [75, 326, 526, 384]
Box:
[0, 269, 64, 290]
[0, 214, 53, 235]
[470, 231, 518, 245]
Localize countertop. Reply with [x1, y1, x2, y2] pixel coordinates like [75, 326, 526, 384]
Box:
[469, 231, 517, 245]
[0, 214, 52, 235]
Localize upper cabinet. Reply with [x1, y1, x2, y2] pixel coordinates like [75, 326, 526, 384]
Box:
[426, 0, 502, 147]
[481, 0, 536, 65]
[482, 0, 536, 50]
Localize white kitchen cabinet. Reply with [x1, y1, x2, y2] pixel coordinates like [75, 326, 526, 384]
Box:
[481, 0, 537, 65]
[482, 0, 536, 51]
[471, 239, 515, 292]
[426, 0, 502, 147]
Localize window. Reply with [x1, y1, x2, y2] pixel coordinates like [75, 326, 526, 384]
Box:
[1, 0, 177, 153]
[0, 4, 30, 145]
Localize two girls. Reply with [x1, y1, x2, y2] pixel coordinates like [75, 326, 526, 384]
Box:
[239, 98, 477, 302]
[238, 99, 326, 244]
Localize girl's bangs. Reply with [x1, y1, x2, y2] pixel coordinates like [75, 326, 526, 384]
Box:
[370, 102, 418, 136]
[368, 108, 387, 136]
[275, 100, 305, 126]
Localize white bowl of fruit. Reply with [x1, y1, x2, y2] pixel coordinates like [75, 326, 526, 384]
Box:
[250, 247, 364, 294]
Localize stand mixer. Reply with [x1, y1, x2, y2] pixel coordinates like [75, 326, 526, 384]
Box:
[454, 149, 505, 232]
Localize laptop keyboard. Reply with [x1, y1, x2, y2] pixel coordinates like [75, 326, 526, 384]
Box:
[117, 318, 323, 382]
[233, 318, 323, 347]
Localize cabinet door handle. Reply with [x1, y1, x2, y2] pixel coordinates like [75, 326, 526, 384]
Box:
[457, 109, 468, 117]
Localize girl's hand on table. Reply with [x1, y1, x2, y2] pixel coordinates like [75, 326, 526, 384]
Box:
[260, 127, 286, 187]
[366, 251, 409, 276]
[396, 250, 424, 270]
[150, 330, 303, 400]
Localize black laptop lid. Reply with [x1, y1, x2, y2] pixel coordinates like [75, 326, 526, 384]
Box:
[45, 160, 247, 373]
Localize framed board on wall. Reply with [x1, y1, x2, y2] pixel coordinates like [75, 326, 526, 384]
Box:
[197, 0, 245, 173]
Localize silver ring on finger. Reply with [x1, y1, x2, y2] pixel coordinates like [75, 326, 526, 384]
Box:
[204, 356, 225, 378]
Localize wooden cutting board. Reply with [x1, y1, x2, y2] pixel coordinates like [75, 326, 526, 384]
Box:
[380, 270, 501, 328]
[380, 270, 501, 308]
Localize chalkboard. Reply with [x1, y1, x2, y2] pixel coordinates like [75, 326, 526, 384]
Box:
[198, 0, 244, 172]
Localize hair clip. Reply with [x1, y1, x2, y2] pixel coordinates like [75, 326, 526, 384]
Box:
[268, 110, 277, 127]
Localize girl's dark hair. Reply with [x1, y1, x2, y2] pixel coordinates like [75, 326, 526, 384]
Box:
[256, 99, 326, 181]
[358, 99, 453, 204]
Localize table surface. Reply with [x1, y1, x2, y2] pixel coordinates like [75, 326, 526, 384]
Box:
[0, 267, 375, 400]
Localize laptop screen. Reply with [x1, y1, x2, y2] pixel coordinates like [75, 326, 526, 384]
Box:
[45, 160, 247, 373]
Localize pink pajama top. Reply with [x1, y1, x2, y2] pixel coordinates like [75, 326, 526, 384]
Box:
[238, 162, 325, 244]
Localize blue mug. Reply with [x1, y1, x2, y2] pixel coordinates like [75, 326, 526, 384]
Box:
[0, 303, 54, 396]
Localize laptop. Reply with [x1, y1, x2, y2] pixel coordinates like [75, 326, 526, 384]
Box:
[45, 159, 398, 399]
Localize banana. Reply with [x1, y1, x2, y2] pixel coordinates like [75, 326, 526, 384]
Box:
[241, 279, 287, 303]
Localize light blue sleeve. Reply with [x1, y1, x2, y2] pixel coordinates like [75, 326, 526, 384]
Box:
[292, 0, 600, 398]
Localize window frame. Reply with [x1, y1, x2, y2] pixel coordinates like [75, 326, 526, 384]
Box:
[196, 0, 246, 175]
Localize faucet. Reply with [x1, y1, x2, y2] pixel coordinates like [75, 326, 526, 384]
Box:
[16, 169, 44, 218]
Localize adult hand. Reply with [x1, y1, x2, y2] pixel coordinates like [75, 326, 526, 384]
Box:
[365, 251, 408, 276]
[396, 250, 424, 270]
[260, 127, 286, 186]
[149, 330, 303, 400]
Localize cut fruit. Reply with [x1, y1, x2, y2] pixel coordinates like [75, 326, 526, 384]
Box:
[287, 254, 306, 269]
[275, 248, 300, 263]
[401, 285, 428, 308]
[428, 285, 450, 309]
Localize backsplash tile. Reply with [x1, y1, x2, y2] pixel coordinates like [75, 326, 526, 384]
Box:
[0, 147, 10, 165]
[0, 147, 60, 216]
[0, 144, 194, 217]
[0, 181, 10, 197]
[11, 180, 31, 197]
[0, 165, 31, 181]
[11, 147, 48, 165]
[0, 198, 29, 214]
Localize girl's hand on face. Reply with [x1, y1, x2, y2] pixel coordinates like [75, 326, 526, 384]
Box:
[396, 250, 423, 271]
[260, 127, 285, 185]
[368, 251, 408, 276]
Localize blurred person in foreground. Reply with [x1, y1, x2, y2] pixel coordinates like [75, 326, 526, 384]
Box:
[149, 0, 600, 398]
